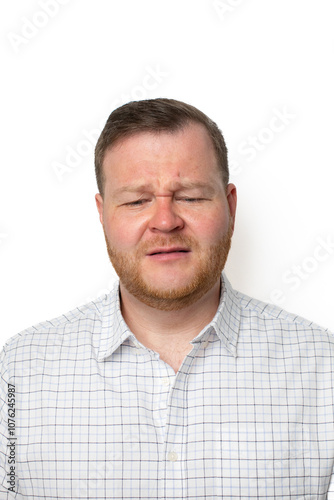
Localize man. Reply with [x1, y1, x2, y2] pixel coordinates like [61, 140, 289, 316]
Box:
[0, 98, 333, 499]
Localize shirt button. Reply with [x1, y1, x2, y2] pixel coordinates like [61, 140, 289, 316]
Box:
[167, 451, 178, 462]
[161, 377, 170, 387]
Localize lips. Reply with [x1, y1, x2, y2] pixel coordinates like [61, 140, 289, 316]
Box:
[147, 247, 190, 256]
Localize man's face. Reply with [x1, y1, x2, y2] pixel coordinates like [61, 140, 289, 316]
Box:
[95, 123, 237, 311]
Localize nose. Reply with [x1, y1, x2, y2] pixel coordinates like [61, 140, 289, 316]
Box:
[148, 197, 184, 233]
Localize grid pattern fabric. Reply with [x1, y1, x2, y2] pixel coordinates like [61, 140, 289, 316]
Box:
[1, 273, 334, 499]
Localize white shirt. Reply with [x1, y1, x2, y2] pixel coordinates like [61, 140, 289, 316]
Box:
[1, 273, 334, 499]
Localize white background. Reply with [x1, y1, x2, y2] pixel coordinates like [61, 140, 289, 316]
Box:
[1, 0, 334, 349]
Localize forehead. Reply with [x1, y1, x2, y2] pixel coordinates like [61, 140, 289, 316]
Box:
[102, 123, 222, 193]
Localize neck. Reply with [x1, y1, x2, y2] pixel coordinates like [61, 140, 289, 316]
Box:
[119, 280, 221, 371]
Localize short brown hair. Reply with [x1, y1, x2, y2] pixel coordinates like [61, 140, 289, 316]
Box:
[94, 98, 229, 196]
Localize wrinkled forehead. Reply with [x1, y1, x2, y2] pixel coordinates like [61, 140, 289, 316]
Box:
[112, 179, 218, 199]
[102, 123, 221, 185]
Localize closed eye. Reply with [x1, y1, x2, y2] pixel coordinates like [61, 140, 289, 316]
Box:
[178, 198, 207, 202]
[124, 199, 148, 206]
[122, 197, 208, 206]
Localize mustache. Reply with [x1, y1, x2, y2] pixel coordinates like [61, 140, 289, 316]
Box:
[138, 235, 199, 254]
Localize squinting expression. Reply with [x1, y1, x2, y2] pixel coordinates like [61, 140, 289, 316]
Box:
[95, 123, 237, 310]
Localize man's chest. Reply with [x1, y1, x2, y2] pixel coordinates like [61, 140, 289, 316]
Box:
[13, 348, 334, 499]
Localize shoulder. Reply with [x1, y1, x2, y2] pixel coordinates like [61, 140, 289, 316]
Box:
[234, 287, 332, 343]
[1, 293, 111, 358]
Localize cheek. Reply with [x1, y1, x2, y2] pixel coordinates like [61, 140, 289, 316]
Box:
[188, 211, 229, 242]
[103, 214, 146, 250]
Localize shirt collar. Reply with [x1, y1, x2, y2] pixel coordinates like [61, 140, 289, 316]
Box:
[97, 281, 133, 361]
[96, 272, 241, 361]
[204, 272, 241, 357]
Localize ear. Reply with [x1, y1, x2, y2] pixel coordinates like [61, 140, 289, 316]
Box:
[226, 183, 237, 231]
[95, 193, 104, 225]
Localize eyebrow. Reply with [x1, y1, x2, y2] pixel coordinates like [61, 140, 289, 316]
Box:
[113, 181, 216, 196]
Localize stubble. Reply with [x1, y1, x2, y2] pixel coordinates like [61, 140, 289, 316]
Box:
[104, 224, 233, 311]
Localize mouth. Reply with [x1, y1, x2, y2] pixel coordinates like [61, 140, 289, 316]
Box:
[146, 247, 191, 262]
[147, 247, 191, 256]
